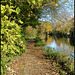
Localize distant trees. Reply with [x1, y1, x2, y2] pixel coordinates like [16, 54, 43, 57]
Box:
[52, 17, 74, 37]
[38, 21, 53, 33]
[69, 17, 74, 37]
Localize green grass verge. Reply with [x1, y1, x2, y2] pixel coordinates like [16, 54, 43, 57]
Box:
[25, 37, 36, 40]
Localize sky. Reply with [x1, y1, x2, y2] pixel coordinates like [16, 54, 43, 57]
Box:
[38, 0, 74, 23]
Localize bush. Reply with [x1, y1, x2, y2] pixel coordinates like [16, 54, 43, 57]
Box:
[1, 4, 26, 75]
[35, 37, 45, 46]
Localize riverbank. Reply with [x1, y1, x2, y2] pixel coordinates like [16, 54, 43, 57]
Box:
[6, 38, 74, 75]
[6, 40, 60, 75]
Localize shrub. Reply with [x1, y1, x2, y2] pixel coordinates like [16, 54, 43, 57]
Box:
[35, 37, 45, 46]
[1, 4, 26, 74]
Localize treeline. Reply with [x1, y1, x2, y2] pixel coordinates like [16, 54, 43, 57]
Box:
[39, 18, 74, 38]
[52, 18, 74, 37]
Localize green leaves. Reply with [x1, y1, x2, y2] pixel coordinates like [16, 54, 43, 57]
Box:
[32, 0, 36, 4]
[16, 7, 20, 14]
[1, 5, 6, 14]
[1, 4, 26, 75]
[37, 0, 41, 1]
[18, 20, 23, 24]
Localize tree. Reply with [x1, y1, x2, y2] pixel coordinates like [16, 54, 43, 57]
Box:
[1, 3, 26, 74]
[44, 22, 52, 32]
[2, 0, 61, 28]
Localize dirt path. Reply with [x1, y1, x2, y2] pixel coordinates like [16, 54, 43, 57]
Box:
[7, 40, 60, 75]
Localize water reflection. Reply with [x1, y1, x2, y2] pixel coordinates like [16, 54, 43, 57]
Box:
[45, 36, 53, 44]
[45, 36, 74, 59]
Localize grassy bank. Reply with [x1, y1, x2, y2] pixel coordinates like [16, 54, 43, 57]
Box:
[43, 47, 74, 75]
[34, 38, 74, 75]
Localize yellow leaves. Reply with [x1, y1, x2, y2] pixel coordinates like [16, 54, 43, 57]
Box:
[32, 0, 36, 4]
[6, 5, 9, 9]
[44, 22, 52, 32]
[49, 1, 59, 6]
[49, 2, 55, 6]
[5, 5, 16, 14]
[1, 5, 6, 14]
[2, 4, 20, 15]
[20, 64, 24, 67]
[20, 41, 23, 44]
[1, 41, 4, 45]
[37, 0, 41, 2]
[16, 7, 20, 14]
[1, 4, 26, 57]
[11, 50, 16, 54]
[31, 5, 34, 9]
[18, 20, 23, 24]
[4, 15, 8, 19]
[46, 37, 52, 44]
[46, 25, 52, 32]
[62, 1, 66, 3]
[8, 9, 15, 14]
[2, 44, 7, 52]
[27, 0, 31, 5]
[64, 1, 66, 3]
[55, 3, 58, 6]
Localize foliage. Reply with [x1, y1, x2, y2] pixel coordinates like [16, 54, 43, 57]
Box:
[25, 26, 37, 38]
[44, 22, 52, 32]
[1, 0, 69, 74]
[2, 0, 61, 28]
[51, 17, 74, 37]
[1, 4, 26, 74]
[35, 37, 45, 46]
[44, 47, 74, 74]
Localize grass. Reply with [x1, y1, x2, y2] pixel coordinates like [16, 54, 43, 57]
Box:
[43, 47, 74, 75]
[25, 37, 36, 40]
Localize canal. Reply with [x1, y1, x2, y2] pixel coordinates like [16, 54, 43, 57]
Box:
[45, 36, 74, 59]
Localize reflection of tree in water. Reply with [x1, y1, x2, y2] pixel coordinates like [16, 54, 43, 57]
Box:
[46, 36, 53, 44]
[55, 37, 68, 46]
[45, 36, 74, 59]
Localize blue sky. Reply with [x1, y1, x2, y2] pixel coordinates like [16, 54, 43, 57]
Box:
[39, 0, 74, 23]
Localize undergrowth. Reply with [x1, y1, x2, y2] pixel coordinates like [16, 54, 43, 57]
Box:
[34, 36, 45, 46]
[44, 47, 74, 75]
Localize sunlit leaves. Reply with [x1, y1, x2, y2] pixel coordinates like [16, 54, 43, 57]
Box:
[32, 0, 36, 4]
[1, 4, 26, 60]
[1, 4, 26, 74]
[62, 1, 66, 3]
[18, 20, 23, 24]
[27, 0, 31, 5]
[37, 0, 41, 1]
[1, 5, 6, 14]
[55, 3, 58, 6]
[44, 22, 52, 32]
[16, 7, 20, 14]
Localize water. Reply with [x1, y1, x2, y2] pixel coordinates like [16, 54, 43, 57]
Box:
[45, 36, 74, 59]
